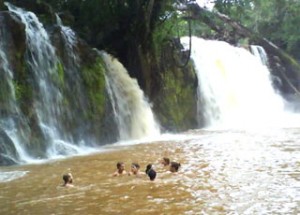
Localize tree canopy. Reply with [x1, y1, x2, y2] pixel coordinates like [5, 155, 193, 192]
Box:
[214, 0, 300, 59]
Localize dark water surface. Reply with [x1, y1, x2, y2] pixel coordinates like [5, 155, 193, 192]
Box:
[0, 129, 299, 214]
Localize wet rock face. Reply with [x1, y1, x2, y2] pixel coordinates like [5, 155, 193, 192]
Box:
[1, 5, 116, 157]
[6, 0, 55, 24]
[0, 129, 18, 165]
[152, 39, 199, 132]
[0, 11, 27, 130]
[0, 0, 4, 10]
[0, 11, 26, 73]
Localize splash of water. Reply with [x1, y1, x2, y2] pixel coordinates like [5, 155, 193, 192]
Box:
[182, 36, 300, 129]
[0, 170, 28, 182]
[101, 52, 160, 140]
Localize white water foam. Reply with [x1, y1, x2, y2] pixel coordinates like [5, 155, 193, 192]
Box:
[182, 36, 300, 129]
[102, 52, 160, 140]
[0, 170, 28, 183]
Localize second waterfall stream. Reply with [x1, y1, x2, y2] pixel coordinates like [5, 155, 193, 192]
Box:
[102, 52, 160, 141]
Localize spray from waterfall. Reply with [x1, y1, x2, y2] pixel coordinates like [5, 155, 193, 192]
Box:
[182, 36, 300, 128]
[101, 52, 160, 140]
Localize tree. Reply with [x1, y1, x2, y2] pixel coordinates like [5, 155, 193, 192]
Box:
[214, 0, 300, 59]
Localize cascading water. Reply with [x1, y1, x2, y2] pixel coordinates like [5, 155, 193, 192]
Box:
[250, 45, 269, 67]
[182, 36, 297, 128]
[0, 19, 33, 164]
[102, 52, 160, 140]
[0, 4, 161, 165]
[54, 15, 91, 143]
[56, 14, 86, 108]
[6, 3, 83, 158]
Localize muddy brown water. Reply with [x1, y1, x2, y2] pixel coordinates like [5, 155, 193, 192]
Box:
[0, 129, 299, 214]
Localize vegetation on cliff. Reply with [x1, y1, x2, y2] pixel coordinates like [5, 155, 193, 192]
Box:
[2, 0, 300, 135]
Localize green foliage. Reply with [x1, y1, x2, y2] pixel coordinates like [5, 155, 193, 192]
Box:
[13, 81, 22, 101]
[152, 5, 196, 60]
[13, 80, 32, 104]
[153, 12, 178, 56]
[215, 0, 253, 21]
[44, 0, 185, 56]
[192, 21, 216, 38]
[56, 61, 64, 86]
[214, 0, 300, 59]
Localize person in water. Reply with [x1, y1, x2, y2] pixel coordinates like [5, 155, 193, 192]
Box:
[145, 164, 156, 181]
[169, 161, 181, 173]
[113, 161, 127, 176]
[161, 157, 170, 167]
[62, 173, 74, 187]
[128, 163, 144, 177]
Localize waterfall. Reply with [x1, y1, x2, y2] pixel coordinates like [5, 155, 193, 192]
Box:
[0, 4, 161, 165]
[182, 36, 293, 128]
[6, 3, 83, 158]
[101, 52, 160, 140]
[55, 14, 91, 141]
[0, 18, 33, 164]
[250, 45, 269, 67]
[56, 16, 161, 141]
[56, 14, 88, 110]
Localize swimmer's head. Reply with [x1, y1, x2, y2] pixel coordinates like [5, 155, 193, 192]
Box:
[63, 173, 73, 184]
[145, 164, 156, 181]
[116, 162, 125, 171]
[148, 169, 156, 181]
[161, 157, 170, 166]
[170, 162, 181, 173]
[145, 164, 152, 174]
[131, 163, 140, 174]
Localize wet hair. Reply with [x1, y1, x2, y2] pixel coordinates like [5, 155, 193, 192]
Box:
[145, 164, 156, 181]
[145, 164, 152, 174]
[116, 162, 124, 169]
[63, 173, 72, 184]
[163, 157, 170, 165]
[148, 169, 156, 181]
[131, 163, 140, 169]
[170, 162, 181, 172]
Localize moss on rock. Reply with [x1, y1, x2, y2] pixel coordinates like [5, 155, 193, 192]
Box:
[81, 57, 106, 120]
[152, 39, 199, 132]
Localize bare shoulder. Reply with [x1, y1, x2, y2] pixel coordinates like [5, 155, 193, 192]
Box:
[62, 184, 74, 188]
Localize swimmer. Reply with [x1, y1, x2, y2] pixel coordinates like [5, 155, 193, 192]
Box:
[113, 162, 127, 176]
[161, 157, 170, 167]
[145, 164, 156, 181]
[128, 163, 144, 177]
[169, 162, 181, 173]
[62, 173, 74, 187]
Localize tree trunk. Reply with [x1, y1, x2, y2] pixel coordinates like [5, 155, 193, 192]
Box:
[144, 0, 155, 35]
